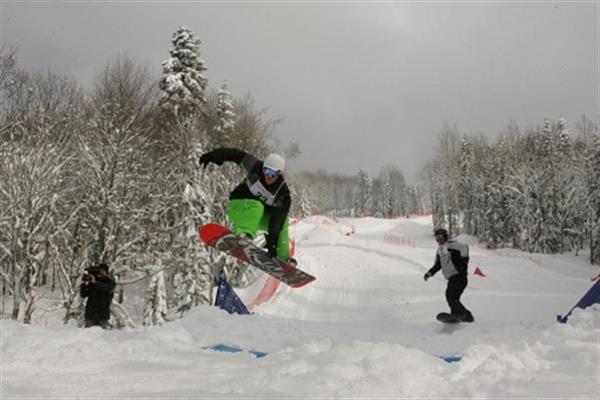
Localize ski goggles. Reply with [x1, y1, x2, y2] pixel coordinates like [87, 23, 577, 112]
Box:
[263, 167, 280, 177]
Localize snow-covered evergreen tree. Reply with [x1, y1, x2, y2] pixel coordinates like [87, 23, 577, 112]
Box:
[159, 26, 208, 118]
[538, 118, 575, 252]
[176, 142, 217, 307]
[356, 170, 367, 216]
[174, 267, 210, 316]
[585, 132, 600, 264]
[143, 271, 168, 326]
[553, 119, 581, 252]
[356, 170, 374, 216]
[431, 188, 446, 231]
[298, 190, 314, 218]
[481, 182, 505, 249]
[381, 173, 394, 218]
[458, 136, 475, 234]
[213, 81, 236, 147]
[382, 167, 407, 217]
[556, 117, 571, 158]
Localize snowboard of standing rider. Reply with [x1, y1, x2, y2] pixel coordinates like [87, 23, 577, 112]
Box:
[199, 148, 296, 265]
[424, 228, 474, 322]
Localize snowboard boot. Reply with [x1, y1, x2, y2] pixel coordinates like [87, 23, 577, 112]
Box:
[454, 312, 474, 323]
[287, 257, 298, 267]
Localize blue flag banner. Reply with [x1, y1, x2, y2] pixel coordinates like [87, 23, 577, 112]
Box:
[214, 276, 250, 315]
[202, 344, 268, 358]
[439, 355, 463, 363]
[557, 280, 600, 323]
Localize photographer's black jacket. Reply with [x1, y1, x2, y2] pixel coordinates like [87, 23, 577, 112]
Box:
[202, 148, 291, 252]
[80, 276, 116, 321]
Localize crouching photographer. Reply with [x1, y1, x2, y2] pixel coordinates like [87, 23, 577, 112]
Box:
[80, 263, 116, 329]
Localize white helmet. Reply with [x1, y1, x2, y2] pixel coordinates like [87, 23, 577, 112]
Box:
[263, 153, 285, 172]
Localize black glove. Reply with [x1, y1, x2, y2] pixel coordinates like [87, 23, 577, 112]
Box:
[199, 152, 223, 169]
[423, 271, 433, 281]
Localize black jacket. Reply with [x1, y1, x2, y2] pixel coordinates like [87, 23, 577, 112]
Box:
[201, 148, 291, 251]
[80, 276, 116, 320]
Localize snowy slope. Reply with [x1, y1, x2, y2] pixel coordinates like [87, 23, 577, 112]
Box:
[2, 216, 599, 398]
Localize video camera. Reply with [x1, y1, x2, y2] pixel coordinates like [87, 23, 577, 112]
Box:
[82, 266, 101, 282]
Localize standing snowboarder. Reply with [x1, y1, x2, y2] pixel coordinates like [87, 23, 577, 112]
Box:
[199, 148, 295, 265]
[424, 228, 474, 322]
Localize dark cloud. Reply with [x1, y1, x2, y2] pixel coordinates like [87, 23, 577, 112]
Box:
[2, 2, 598, 181]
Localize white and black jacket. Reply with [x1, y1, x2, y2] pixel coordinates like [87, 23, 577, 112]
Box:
[427, 240, 470, 279]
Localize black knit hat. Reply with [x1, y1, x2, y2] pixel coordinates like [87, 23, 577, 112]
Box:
[433, 228, 448, 240]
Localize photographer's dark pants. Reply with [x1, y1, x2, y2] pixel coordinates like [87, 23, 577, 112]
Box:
[445, 274, 472, 317]
[85, 319, 109, 329]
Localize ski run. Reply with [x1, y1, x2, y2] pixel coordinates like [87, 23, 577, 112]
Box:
[2, 215, 598, 398]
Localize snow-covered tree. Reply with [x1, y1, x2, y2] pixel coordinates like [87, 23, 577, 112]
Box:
[159, 26, 208, 118]
[0, 126, 67, 322]
[298, 190, 315, 218]
[0, 64, 84, 323]
[161, 141, 216, 313]
[0, 47, 18, 124]
[432, 125, 462, 236]
[381, 173, 394, 218]
[80, 56, 155, 267]
[356, 169, 373, 216]
[585, 133, 600, 264]
[213, 81, 236, 147]
[143, 270, 168, 326]
[365, 173, 374, 216]
[230, 95, 276, 156]
[174, 265, 211, 316]
[402, 187, 416, 216]
[458, 136, 475, 233]
[380, 166, 407, 217]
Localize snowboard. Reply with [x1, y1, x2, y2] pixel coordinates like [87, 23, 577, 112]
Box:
[436, 312, 462, 324]
[199, 223, 316, 288]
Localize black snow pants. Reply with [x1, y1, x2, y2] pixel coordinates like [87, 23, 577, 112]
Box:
[445, 274, 472, 318]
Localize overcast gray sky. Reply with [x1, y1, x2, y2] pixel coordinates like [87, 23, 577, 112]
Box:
[1, 1, 598, 181]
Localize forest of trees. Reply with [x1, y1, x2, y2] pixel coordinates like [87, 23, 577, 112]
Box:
[1, 25, 597, 328]
[0, 27, 296, 326]
[423, 119, 600, 265]
[291, 168, 425, 219]
[0, 26, 424, 327]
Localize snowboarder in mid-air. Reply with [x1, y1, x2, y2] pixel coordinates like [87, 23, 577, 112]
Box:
[424, 228, 474, 323]
[199, 148, 296, 266]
